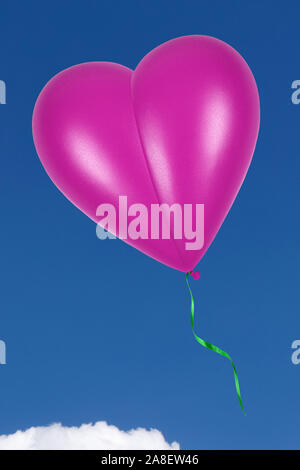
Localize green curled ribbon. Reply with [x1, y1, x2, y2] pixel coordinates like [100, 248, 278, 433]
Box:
[185, 273, 245, 414]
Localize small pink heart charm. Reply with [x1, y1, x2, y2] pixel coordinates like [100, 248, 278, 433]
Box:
[190, 270, 201, 281]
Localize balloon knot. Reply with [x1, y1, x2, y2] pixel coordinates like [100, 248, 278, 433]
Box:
[190, 270, 201, 280]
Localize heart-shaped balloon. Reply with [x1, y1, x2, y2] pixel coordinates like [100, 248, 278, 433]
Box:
[33, 35, 260, 272]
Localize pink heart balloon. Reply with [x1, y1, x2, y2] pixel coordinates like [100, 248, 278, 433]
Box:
[33, 35, 260, 273]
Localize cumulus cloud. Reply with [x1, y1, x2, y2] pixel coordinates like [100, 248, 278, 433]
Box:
[0, 421, 180, 450]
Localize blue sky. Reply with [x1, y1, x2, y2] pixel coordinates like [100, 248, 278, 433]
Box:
[0, 0, 299, 449]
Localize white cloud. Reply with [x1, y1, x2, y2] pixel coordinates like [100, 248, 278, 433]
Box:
[0, 421, 180, 450]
